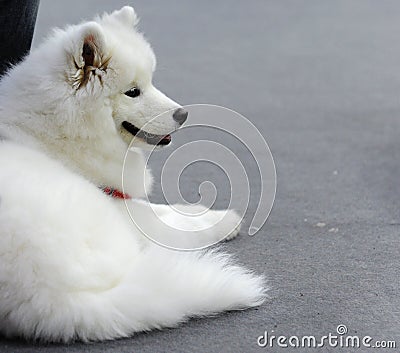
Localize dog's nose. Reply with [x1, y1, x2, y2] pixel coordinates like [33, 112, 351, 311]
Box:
[173, 108, 188, 125]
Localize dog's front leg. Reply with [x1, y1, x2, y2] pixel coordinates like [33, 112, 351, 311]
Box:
[124, 200, 241, 249]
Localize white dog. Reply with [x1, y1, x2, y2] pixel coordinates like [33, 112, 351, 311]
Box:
[0, 7, 266, 342]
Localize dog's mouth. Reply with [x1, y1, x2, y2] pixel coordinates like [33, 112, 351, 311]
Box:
[122, 121, 172, 146]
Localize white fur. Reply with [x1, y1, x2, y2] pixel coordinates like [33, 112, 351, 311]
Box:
[0, 7, 266, 342]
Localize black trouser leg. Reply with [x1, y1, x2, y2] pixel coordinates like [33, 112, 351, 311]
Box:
[0, 0, 40, 76]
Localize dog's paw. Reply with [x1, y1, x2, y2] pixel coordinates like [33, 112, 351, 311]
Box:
[224, 218, 241, 241]
[201, 208, 242, 242]
[220, 209, 242, 241]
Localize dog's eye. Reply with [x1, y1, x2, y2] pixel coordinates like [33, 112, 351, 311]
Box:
[124, 87, 141, 98]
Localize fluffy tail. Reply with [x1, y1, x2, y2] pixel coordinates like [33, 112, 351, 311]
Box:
[112, 246, 267, 327]
[4, 246, 266, 342]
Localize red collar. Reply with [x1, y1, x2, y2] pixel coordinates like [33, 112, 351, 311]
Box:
[101, 186, 131, 200]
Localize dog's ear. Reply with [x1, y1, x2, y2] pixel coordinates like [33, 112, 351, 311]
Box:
[110, 6, 139, 28]
[69, 22, 108, 90]
[77, 22, 105, 69]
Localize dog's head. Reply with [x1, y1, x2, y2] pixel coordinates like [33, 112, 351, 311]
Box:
[62, 6, 187, 148]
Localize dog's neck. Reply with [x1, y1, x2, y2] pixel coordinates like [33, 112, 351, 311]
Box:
[0, 98, 152, 198]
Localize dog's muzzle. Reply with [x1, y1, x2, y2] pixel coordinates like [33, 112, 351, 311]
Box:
[122, 108, 188, 146]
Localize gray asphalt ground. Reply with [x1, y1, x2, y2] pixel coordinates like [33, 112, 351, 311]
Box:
[1, 0, 400, 352]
